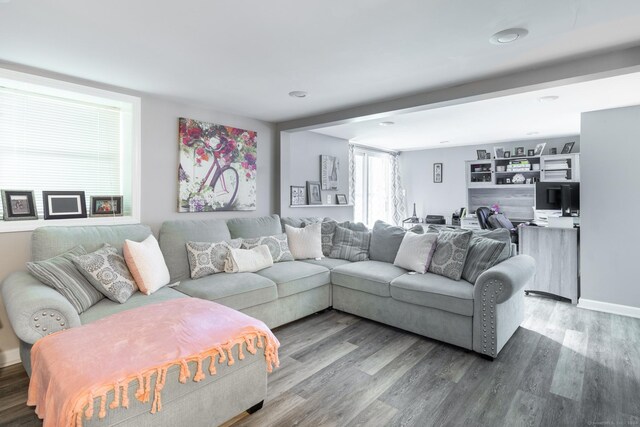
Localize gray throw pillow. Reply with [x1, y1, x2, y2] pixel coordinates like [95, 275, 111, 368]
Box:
[427, 226, 511, 260]
[329, 225, 371, 262]
[370, 220, 422, 263]
[242, 233, 293, 263]
[27, 245, 104, 314]
[321, 218, 368, 257]
[72, 244, 137, 304]
[428, 230, 473, 281]
[186, 239, 243, 279]
[462, 236, 508, 284]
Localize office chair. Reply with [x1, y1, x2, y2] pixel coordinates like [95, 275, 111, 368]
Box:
[476, 207, 519, 244]
[476, 207, 492, 230]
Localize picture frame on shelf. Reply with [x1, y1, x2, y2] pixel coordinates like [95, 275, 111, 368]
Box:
[505, 178, 512, 184]
[561, 141, 575, 154]
[43, 191, 87, 220]
[433, 163, 443, 183]
[306, 181, 322, 205]
[527, 149, 535, 157]
[494, 147, 504, 159]
[1, 190, 38, 221]
[476, 150, 487, 160]
[90, 195, 123, 217]
[336, 194, 348, 205]
[550, 148, 558, 155]
[515, 147, 525, 157]
[484, 152, 491, 159]
[534, 142, 546, 156]
[504, 151, 511, 158]
[290, 186, 306, 206]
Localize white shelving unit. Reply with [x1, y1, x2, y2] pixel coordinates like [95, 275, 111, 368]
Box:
[288, 204, 354, 208]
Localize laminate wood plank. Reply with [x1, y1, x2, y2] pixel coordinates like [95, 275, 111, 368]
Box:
[519, 325, 565, 397]
[345, 399, 398, 427]
[233, 391, 306, 427]
[538, 393, 581, 427]
[502, 389, 546, 427]
[355, 333, 418, 376]
[549, 329, 588, 401]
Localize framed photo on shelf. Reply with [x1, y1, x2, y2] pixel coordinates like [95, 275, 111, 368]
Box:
[504, 151, 511, 158]
[43, 191, 87, 220]
[1, 190, 38, 221]
[306, 181, 322, 205]
[527, 149, 535, 157]
[290, 186, 306, 206]
[494, 147, 504, 159]
[476, 150, 487, 160]
[550, 148, 558, 155]
[90, 196, 123, 216]
[561, 141, 575, 154]
[515, 147, 525, 157]
[336, 194, 348, 205]
[534, 142, 546, 156]
[484, 152, 491, 159]
[433, 163, 443, 183]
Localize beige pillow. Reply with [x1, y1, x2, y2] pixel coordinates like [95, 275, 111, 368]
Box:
[285, 223, 323, 259]
[124, 235, 171, 295]
[394, 232, 438, 274]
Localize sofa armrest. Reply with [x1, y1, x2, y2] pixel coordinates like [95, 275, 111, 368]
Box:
[472, 255, 535, 358]
[1, 271, 81, 345]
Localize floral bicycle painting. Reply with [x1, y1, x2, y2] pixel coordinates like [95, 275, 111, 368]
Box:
[179, 117, 257, 212]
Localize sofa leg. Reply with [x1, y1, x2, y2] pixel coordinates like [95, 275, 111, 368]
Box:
[247, 400, 264, 414]
[480, 353, 495, 362]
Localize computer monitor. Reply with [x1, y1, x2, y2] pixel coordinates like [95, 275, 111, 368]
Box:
[535, 182, 580, 216]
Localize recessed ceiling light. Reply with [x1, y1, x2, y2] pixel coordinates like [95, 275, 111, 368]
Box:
[538, 95, 559, 102]
[489, 28, 528, 45]
[526, 131, 539, 135]
[379, 121, 395, 127]
[439, 140, 449, 144]
[288, 91, 308, 98]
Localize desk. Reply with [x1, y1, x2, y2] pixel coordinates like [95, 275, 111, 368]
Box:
[518, 226, 579, 304]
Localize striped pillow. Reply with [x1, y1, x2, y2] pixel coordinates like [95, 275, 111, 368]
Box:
[27, 246, 104, 314]
[329, 225, 371, 262]
[462, 236, 508, 284]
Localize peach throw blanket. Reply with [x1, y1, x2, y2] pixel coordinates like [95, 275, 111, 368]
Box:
[27, 297, 279, 427]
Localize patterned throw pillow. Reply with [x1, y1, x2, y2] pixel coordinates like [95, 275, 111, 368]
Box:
[428, 230, 473, 281]
[242, 233, 293, 263]
[186, 239, 243, 279]
[27, 245, 104, 314]
[329, 225, 371, 262]
[462, 236, 508, 284]
[72, 244, 138, 304]
[321, 218, 369, 257]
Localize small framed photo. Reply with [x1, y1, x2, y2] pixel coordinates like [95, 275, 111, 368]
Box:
[515, 147, 525, 157]
[561, 141, 575, 154]
[484, 152, 491, 160]
[433, 163, 443, 183]
[43, 191, 87, 220]
[336, 194, 348, 205]
[494, 147, 504, 159]
[1, 190, 38, 221]
[505, 178, 512, 184]
[550, 148, 558, 155]
[90, 196, 123, 216]
[306, 181, 322, 205]
[534, 142, 546, 156]
[504, 151, 511, 158]
[527, 149, 535, 157]
[476, 150, 487, 160]
[290, 186, 306, 206]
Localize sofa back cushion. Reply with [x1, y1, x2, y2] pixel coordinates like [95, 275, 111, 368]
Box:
[370, 220, 423, 263]
[330, 225, 371, 262]
[32, 224, 152, 261]
[280, 216, 321, 231]
[226, 214, 281, 239]
[158, 220, 231, 282]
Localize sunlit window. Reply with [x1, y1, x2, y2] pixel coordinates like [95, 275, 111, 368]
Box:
[353, 148, 393, 227]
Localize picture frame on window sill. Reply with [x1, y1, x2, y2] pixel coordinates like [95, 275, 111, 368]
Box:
[43, 191, 87, 220]
[306, 181, 322, 205]
[336, 194, 348, 205]
[1, 190, 38, 221]
[90, 195, 123, 217]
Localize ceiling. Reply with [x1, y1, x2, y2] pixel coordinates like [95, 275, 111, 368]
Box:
[2, 1, 640, 124]
[312, 72, 640, 150]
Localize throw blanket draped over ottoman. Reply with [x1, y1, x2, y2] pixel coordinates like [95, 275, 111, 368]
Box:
[27, 297, 280, 427]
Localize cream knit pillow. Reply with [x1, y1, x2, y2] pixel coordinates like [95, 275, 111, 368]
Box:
[123, 235, 171, 295]
[394, 232, 438, 274]
[285, 223, 323, 259]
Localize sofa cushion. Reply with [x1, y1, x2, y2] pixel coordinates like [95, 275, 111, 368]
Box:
[285, 223, 323, 259]
[123, 235, 171, 295]
[227, 214, 281, 239]
[428, 229, 473, 281]
[462, 236, 509, 284]
[280, 216, 321, 231]
[177, 273, 277, 310]
[329, 225, 371, 262]
[186, 239, 243, 278]
[241, 233, 294, 263]
[321, 218, 368, 256]
[255, 261, 330, 298]
[427, 225, 511, 260]
[370, 220, 422, 263]
[79, 287, 187, 324]
[393, 232, 437, 273]
[301, 258, 352, 270]
[159, 220, 231, 283]
[331, 260, 407, 297]
[390, 273, 474, 316]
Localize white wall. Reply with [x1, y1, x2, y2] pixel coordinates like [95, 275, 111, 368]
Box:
[0, 63, 277, 366]
[400, 136, 580, 221]
[280, 131, 353, 222]
[580, 106, 640, 311]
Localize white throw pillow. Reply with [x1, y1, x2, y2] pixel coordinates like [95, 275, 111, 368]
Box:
[394, 232, 438, 274]
[224, 245, 274, 273]
[285, 223, 323, 260]
[123, 235, 171, 295]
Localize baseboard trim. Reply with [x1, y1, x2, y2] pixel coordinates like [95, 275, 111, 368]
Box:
[578, 298, 640, 319]
[0, 348, 21, 368]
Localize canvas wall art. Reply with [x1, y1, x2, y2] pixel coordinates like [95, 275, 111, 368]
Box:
[321, 155, 339, 190]
[178, 117, 257, 212]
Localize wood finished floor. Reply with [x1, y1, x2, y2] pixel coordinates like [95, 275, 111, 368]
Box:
[1, 295, 639, 427]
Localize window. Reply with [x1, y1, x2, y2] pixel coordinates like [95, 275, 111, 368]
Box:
[353, 147, 393, 226]
[0, 68, 140, 231]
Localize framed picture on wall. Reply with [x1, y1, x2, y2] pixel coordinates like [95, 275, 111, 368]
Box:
[306, 181, 322, 205]
[290, 186, 306, 206]
[1, 190, 38, 221]
[42, 191, 87, 220]
[433, 163, 443, 183]
[320, 155, 339, 190]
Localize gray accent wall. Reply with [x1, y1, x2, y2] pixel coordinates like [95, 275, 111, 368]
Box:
[0, 62, 277, 364]
[400, 136, 580, 221]
[580, 106, 640, 309]
[280, 131, 353, 221]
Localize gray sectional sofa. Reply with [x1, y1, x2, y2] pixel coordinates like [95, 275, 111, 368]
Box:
[1, 214, 535, 426]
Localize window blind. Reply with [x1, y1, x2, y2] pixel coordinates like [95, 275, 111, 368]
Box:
[0, 88, 124, 218]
